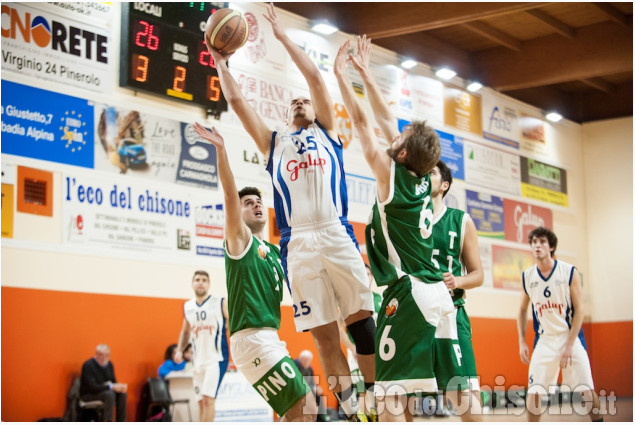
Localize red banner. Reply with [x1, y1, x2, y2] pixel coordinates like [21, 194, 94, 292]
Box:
[503, 199, 553, 244]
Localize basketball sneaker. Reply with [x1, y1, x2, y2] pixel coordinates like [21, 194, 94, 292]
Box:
[346, 409, 369, 422]
[367, 408, 378, 422]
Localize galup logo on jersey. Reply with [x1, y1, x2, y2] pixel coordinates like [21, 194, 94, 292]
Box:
[192, 324, 216, 338]
[286, 154, 326, 181]
[534, 300, 564, 317]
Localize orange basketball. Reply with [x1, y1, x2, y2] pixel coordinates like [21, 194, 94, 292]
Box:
[205, 8, 249, 54]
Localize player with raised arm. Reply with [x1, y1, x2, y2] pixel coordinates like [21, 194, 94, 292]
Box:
[206, 4, 376, 421]
[191, 123, 317, 421]
[517, 226, 602, 422]
[430, 160, 484, 416]
[334, 36, 480, 421]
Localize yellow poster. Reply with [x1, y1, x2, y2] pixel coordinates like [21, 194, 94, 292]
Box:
[444, 87, 482, 136]
[2, 184, 15, 238]
[521, 183, 569, 207]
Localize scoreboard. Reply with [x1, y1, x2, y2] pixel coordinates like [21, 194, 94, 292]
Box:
[119, 2, 229, 118]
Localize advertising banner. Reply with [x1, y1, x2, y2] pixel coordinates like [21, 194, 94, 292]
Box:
[464, 140, 521, 195]
[346, 173, 376, 223]
[1, 184, 14, 239]
[1, 3, 111, 93]
[94, 104, 219, 189]
[520, 157, 568, 207]
[28, 2, 113, 25]
[443, 179, 466, 212]
[478, 242, 493, 288]
[408, 74, 444, 125]
[481, 93, 521, 149]
[492, 245, 535, 291]
[1, 80, 94, 168]
[436, 130, 465, 181]
[215, 371, 273, 422]
[62, 169, 225, 262]
[444, 87, 482, 136]
[466, 190, 504, 239]
[503, 199, 553, 244]
[519, 112, 548, 157]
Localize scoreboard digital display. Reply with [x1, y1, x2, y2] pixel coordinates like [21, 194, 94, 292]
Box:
[120, 2, 228, 117]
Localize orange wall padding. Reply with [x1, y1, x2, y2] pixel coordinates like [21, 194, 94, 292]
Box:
[0, 287, 333, 422]
[1, 287, 632, 421]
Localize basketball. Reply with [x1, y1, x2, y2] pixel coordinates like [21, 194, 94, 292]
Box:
[205, 8, 249, 54]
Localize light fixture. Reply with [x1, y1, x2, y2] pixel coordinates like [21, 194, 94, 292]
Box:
[466, 81, 483, 92]
[435, 67, 456, 80]
[310, 20, 338, 35]
[545, 112, 563, 122]
[400, 59, 417, 69]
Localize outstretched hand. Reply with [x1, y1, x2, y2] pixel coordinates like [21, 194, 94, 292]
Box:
[192, 122, 224, 150]
[350, 34, 372, 75]
[334, 40, 351, 76]
[263, 3, 286, 40]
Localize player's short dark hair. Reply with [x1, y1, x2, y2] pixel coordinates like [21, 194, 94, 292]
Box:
[436, 160, 453, 198]
[402, 121, 441, 178]
[238, 187, 262, 200]
[528, 226, 558, 256]
[192, 270, 209, 280]
[164, 343, 177, 360]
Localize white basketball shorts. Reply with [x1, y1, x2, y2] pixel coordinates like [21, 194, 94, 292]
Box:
[283, 218, 374, 332]
[192, 362, 221, 400]
[527, 333, 595, 394]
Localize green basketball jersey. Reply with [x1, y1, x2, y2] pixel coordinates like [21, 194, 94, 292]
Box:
[366, 161, 443, 287]
[224, 236, 285, 335]
[432, 206, 468, 305]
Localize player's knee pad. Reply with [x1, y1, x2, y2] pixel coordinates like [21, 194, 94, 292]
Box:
[347, 316, 376, 355]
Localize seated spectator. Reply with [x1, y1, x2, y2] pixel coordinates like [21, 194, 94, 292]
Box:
[293, 350, 324, 399]
[80, 344, 127, 422]
[158, 344, 185, 379]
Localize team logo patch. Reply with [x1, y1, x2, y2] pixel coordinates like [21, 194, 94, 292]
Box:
[529, 280, 539, 288]
[385, 298, 398, 317]
[257, 243, 270, 259]
[253, 357, 261, 367]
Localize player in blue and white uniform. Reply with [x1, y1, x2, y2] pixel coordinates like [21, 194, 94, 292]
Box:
[517, 226, 603, 421]
[207, 4, 375, 421]
[175, 270, 228, 422]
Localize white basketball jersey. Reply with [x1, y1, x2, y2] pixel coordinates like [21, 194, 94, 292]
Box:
[266, 121, 348, 229]
[522, 260, 576, 336]
[183, 295, 224, 369]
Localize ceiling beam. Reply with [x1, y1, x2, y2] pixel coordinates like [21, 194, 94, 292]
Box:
[341, 2, 547, 39]
[473, 22, 633, 91]
[462, 21, 523, 52]
[374, 32, 473, 77]
[576, 81, 633, 122]
[579, 78, 616, 94]
[503, 85, 573, 116]
[591, 2, 631, 26]
[524, 9, 575, 38]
